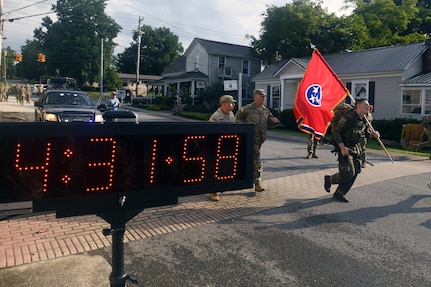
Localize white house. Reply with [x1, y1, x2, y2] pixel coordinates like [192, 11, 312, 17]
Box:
[253, 41, 431, 120]
[158, 38, 261, 102]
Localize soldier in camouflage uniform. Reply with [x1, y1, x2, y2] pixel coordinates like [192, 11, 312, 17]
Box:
[0, 82, 7, 102]
[24, 83, 31, 103]
[306, 134, 320, 159]
[359, 105, 373, 168]
[207, 95, 236, 201]
[235, 89, 279, 192]
[324, 98, 380, 202]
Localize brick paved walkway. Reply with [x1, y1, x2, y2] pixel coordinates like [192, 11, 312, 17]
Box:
[1, 157, 429, 269]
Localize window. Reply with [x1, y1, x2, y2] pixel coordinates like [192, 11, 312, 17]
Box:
[426, 90, 431, 115]
[195, 55, 199, 71]
[242, 59, 249, 75]
[401, 89, 429, 115]
[271, 85, 281, 110]
[352, 81, 369, 100]
[218, 56, 225, 68]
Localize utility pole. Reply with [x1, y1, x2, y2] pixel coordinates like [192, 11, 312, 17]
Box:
[134, 17, 144, 97]
[0, 0, 3, 76]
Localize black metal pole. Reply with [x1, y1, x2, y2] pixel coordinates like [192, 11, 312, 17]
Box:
[103, 198, 138, 287]
[109, 208, 126, 287]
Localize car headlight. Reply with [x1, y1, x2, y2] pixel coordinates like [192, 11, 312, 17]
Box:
[44, 113, 58, 122]
[95, 114, 104, 123]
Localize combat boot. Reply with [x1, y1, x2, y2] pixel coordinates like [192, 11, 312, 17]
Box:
[324, 175, 331, 193]
[209, 193, 220, 202]
[255, 182, 265, 192]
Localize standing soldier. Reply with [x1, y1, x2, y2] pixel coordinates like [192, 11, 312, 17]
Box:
[235, 89, 280, 193]
[359, 104, 373, 167]
[2, 82, 9, 102]
[38, 84, 44, 102]
[0, 82, 5, 102]
[25, 83, 31, 103]
[19, 84, 26, 105]
[306, 134, 320, 159]
[14, 83, 20, 103]
[207, 94, 236, 201]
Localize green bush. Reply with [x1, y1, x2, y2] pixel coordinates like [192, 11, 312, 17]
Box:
[277, 109, 422, 143]
[372, 118, 421, 142]
[174, 111, 211, 121]
[279, 109, 298, 131]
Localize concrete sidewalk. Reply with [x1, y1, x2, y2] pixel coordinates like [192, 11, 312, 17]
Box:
[0, 97, 35, 122]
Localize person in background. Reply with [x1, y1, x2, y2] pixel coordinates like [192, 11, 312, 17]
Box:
[208, 94, 236, 201]
[235, 89, 280, 193]
[38, 84, 44, 102]
[359, 104, 373, 168]
[109, 91, 121, 111]
[306, 134, 320, 159]
[24, 83, 31, 104]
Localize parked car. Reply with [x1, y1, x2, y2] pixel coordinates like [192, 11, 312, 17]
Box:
[32, 84, 47, 95]
[34, 90, 103, 123]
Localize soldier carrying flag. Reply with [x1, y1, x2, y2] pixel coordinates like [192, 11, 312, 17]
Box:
[294, 48, 388, 203]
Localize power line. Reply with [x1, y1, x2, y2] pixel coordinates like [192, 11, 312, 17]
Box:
[2, 0, 49, 17]
[2, 11, 54, 22]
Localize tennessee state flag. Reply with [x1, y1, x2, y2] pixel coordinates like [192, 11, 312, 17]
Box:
[293, 49, 348, 139]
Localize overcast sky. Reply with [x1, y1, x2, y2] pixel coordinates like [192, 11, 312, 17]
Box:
[3, 0, 351, 55]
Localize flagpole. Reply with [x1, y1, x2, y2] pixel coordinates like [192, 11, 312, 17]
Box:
[348, 94, 394, 163]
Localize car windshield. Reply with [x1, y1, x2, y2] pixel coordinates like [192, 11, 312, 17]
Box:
[44, 92, 94, 106]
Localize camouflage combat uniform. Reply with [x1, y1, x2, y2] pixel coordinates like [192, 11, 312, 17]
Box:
[235, 102, 278, 184]
[306, 134, 319, 159]
[359, 112, 373, 167]
[330, 108, 369, 196]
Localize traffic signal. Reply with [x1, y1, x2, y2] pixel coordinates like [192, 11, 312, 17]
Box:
[15, 53, 22, 62]
[37, 53, 46, 63]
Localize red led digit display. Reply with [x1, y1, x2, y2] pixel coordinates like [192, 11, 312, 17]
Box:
[215, 135, 240, 180]
[0, 122, 254, 216]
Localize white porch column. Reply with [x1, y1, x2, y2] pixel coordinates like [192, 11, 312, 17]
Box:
[280, 79, 285, 111]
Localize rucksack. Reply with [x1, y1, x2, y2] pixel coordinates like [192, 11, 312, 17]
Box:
[331, 103, 355, 126]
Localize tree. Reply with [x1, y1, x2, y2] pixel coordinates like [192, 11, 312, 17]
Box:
[117, 25, 183, 75]
[19, 40, 45, 82]
[2, 47, 18, 81]
[250, 0, 355, 65]
[353, 0, 425, 47]
[405, 0, 431, 36]
[250, 0, 429, 66]
[32, 0, 121, 87]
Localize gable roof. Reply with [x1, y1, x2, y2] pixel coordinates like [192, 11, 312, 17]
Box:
[188, 38, 256, 59]
[321, 42, 427, 75]
[254, 42, 428, 81]
[403, 71, 431, 86]
[162, 57, 186, 75]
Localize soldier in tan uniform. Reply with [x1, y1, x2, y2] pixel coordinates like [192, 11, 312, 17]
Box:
[208, 95, 236, 201]
[24, 83, 31, 103]
[235, 89, 279, 192]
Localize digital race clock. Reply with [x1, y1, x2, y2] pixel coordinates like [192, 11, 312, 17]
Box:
[0, 122, 254, 217]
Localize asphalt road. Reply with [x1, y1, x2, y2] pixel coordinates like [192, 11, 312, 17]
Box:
[91, 131, 431, 287]
[1, 100, 430, 287]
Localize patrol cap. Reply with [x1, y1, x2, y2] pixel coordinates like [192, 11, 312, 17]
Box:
[254, 89, 266, 96]
[219, 95, 236, 104]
